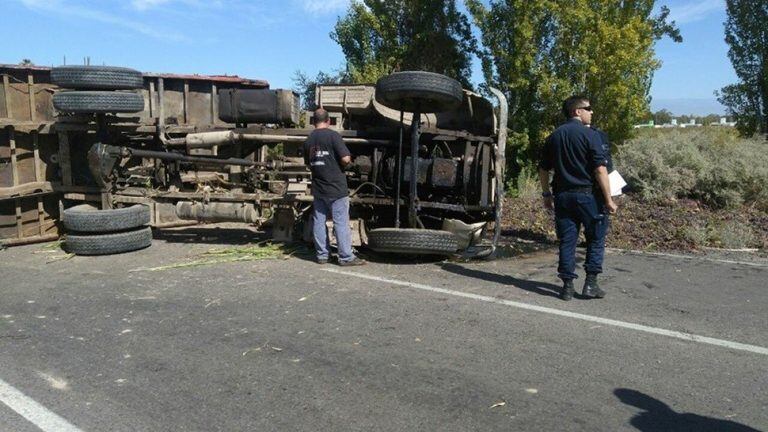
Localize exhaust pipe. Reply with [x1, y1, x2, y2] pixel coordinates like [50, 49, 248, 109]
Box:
[175, 201, 262, 223]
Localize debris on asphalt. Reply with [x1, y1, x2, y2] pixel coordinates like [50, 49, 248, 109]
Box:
[242, 347, 262, 356]
[130, 243, 288, 272]
[271, 346, 283, 352]
[45, 253, 74, 263]
[490, 401, 506, 408]
[34, 240, 64, 254]
[525, 388, 539, 394]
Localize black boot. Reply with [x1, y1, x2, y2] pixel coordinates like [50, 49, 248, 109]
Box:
[582, 273, 606, 298]
[560, 279, 575, 301]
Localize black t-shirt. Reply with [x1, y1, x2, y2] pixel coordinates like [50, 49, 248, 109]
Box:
[303, 128, 351, 199]
[539, 119, 607, 192]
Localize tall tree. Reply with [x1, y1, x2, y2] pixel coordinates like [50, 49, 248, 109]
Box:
[331, 0, 477, 87]
[467, 0, 681, 177]
[717, 0, 768, 136]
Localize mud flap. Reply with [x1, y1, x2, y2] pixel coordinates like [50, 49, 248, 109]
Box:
[442, 219, 487, 250]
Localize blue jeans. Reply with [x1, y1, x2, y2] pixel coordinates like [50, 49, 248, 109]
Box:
[554, 191, 609, 280]
[312, 196, 354, 262]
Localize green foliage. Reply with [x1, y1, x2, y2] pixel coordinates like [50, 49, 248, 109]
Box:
[653, 109, 673, 125]
[467, 0, 681, 172]
[616, 128, 768, 210]
[718, 0, 768, 135]
[331, 0, 477, 86]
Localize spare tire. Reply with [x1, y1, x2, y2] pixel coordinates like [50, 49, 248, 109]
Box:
[375, 71, 463, 113]
[367, 228, 459, 255]
[53, 90, 144, 113]
[51, 65, 143, 90]
[65, 227, 152, 256]
[63, 204, 151, 233]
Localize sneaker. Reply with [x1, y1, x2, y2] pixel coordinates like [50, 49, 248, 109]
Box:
[338, 257, 367, 266]
[317, 257, 329, 265]
[560, 279, 575, 301]
[582, 273, 606, 298]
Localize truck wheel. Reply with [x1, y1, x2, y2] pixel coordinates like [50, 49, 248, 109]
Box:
[367, 228, 459, 256]
[375, 71, 463, 113]
[65, 227, 152, 256]
[51, 66, 143, 90]
[53, 90, 144, 113]
[62, 204, 151, 233]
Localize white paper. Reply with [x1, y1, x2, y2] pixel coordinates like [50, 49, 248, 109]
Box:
[608, 170, 627, 196]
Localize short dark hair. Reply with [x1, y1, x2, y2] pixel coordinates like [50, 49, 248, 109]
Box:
[562, 95, 590, 118]
[314, 108, 329, 124]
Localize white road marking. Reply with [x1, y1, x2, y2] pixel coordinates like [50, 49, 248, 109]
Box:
[0, 377, 83, 432]
[325, 268, 768, 356]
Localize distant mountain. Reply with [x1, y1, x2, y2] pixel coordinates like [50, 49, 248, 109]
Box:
[650, 98, 727, 116]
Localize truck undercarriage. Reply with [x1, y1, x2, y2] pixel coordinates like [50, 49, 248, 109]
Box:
[0, 64, 506, 257]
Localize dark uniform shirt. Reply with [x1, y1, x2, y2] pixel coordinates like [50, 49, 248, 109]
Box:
[590, 126, 613, 172]
[539, 119, 607, 193]
[303, 128, 351, 199]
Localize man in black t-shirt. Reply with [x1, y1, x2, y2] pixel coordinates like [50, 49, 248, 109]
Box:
[303, 108, 365, 266]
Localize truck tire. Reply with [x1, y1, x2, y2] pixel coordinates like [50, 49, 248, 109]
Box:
[65, 227, 152, 256]
[367, 228, 459, 255]
[62, 204, 151, 233]
[53, 91, 144, 113]
[375, 71, 463, 113]
[51, 66, 143, 90]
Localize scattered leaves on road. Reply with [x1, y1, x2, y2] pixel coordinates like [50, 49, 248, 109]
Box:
[129, 243, 296, 272]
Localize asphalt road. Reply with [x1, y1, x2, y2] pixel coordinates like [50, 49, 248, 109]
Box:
[1, 227, 767, 431]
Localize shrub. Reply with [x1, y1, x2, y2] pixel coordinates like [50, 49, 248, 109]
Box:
[714, 220, 757, 249]
[615, 128, 768, 210]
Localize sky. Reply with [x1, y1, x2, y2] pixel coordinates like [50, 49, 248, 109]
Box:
[1, 0, 737, 115]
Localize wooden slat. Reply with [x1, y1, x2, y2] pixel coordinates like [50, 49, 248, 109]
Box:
[149, 80, 155, 117]
[211, 83, 218, 155]
[15, 198, 23, 238]
[210, 82, 217, 124]
[183, 80, 189, 124]
[9, 127, 18, 186]
[58, 131, 72, 186]
[33, 131, 45, 235]
[2, 74, 11, 119]
[27, 73, 36, 122]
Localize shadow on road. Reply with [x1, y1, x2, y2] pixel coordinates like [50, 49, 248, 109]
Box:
[439, 262, 561, 298]
[615, 388, 762, 432]
[153, 227, 267, 245]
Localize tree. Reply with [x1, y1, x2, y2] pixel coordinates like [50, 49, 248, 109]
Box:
[331, 0, 477, 87]
[653, 109, 674, 125]
[717, 0, 768, 136]
[467, 0, 681, 178]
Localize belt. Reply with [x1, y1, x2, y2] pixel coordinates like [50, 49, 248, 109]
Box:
[559, 186, 594, 194]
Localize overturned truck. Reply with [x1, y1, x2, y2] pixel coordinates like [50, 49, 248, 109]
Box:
[0, 63, 507, 257]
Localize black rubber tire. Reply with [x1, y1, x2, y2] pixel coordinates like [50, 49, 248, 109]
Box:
[367, 228, 459, 255]
[62, 204, 151, 233]
[65, 227, 152, 256]
[375, 71, 463, 113]
[53, 91, 144, 113]
[51, 66, 143, 90]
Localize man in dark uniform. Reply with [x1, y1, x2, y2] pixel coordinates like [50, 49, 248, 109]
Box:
[538, 96, 618, 301]
[303, 108, 365, 266]
[588, 124, 614, 172]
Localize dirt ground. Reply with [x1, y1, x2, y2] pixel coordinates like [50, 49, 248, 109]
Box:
[502, 194, 768, 254]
